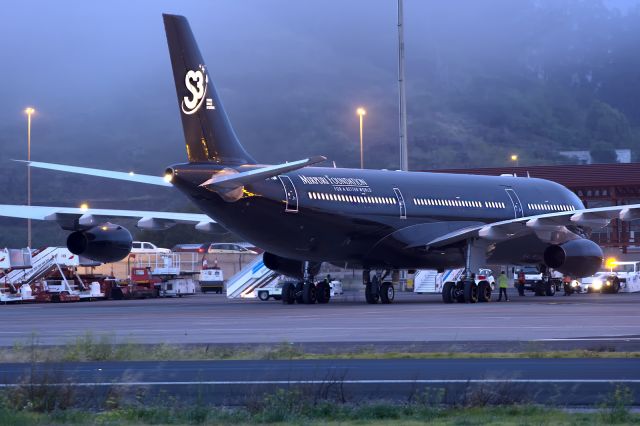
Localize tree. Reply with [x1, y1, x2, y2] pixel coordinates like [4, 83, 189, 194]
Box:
[586, 101, 632, 146]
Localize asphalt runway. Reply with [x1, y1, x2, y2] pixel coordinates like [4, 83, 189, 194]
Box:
[2, 359, 639, 405]
[1, 290, 639, 348]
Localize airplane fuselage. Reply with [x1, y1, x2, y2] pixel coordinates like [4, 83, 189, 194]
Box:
[170, 163, 584, 270]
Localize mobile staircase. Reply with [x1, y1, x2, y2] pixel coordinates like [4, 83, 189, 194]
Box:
[226, 254, 280, 298]
[413, 268, 464, 294]
[2, 247, 103, 303]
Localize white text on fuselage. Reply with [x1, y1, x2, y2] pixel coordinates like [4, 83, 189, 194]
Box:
[298, 175, 371, 192]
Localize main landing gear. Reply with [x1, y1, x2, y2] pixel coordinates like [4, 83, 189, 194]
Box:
[442, 280, 492, 304]
[363, 270, 395, 304]
[442, 238, 491, 304]
[281, 261, 331, 305]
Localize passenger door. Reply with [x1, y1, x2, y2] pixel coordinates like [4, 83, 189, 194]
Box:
[393, 187, 407, 219]
[504, 188, 524, 218]
[278, 175, 299, 213]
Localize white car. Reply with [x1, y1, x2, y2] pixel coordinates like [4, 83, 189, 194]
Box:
[476, 268, 495, 290]
[130, 241, 171, 254]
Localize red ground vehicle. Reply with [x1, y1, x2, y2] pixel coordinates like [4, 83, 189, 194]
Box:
[108, 267, 160, 299]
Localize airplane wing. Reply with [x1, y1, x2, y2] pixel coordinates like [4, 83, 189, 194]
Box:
[425, 204, 640, 248]
[0, 204, 219, 232]
[15, 160, 172, 187]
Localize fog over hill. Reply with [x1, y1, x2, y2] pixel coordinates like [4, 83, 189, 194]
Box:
[2, 0, 640, 247]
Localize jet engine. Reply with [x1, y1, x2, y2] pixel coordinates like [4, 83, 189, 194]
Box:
[66, 223, 133, 263]
[543, 238, 603, 277]
[263, 252, 321, 279]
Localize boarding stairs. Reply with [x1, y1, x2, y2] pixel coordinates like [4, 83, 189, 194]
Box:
[226, 254, 280, 298]
[413, 268, 464, 294]
[2, 247, 60, 286]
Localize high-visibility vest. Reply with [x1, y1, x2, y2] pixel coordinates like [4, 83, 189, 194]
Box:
[498, 275, 509, 288]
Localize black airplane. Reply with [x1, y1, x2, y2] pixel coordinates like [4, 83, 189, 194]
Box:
[2, 14, 635, 305]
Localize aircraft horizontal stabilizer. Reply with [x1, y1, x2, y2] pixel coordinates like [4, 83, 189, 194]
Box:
[14, 160, 172, 187]
[199, 156, 326, 190]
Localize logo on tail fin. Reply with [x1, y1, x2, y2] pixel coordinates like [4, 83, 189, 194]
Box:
[181, 65, 215, 115]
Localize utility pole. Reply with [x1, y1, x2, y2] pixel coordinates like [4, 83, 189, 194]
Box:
[397, 0, 408, 171]
[25, 107, 35, 248]
[357, 107, 366, 169]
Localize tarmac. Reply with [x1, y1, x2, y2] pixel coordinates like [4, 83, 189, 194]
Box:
[1, 289, 639, 349]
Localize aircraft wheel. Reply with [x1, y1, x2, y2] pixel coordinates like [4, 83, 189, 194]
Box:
[365, 282, 379, 304]
[463, 281, 478, 303]
[281, 282, 296, 304]
[111, 287, 123, 300]
[316, 282, 331, 304]
[295, 282, 304, 303]
[302, 282, 317, 304]
[478, 281, 492, 302]
[380, 282, 395, 304]
[258, 291, 269, 301]
[545, 280, 556, 296]
[534, 281, 545, 296]
[442, 281, 455, 303]
[612, 277, 620, 294]
[455, 281, 466, 303]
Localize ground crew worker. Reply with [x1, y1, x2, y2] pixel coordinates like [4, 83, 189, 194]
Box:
[497, 271, 509, 301]
[563, 274, 572, 296]
[517, 271, 526, 296]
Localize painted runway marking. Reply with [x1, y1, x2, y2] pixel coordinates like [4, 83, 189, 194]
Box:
[538, 337, 640, 341]
[1, 379, 640, 387]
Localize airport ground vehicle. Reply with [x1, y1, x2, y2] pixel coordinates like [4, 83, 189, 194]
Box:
[172, 243, 209, 253]
[256, 279, 343, 301]
[198, 268, 224, 293]
[208, 243, 257, 255]
[513, 266, 562, 296]
[131, 241, 170, 254]
[477, 268, 495, 290]
[581, 261, 640, 293]
[562, 276, 581, 294]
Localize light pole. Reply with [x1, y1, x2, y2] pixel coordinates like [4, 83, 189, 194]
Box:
[510, 154, 519, 167]
[397, 0, 408, 171]
[357, 107, 366, 169]
[25, 107, 35, 248]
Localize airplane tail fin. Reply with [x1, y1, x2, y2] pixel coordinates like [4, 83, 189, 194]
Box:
[163, 14, 255, 165]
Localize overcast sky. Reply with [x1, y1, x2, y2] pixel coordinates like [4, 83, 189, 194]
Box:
[1, 0, 639, 171]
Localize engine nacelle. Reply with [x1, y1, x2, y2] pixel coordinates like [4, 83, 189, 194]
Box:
[543, 239, 603, 277]
[67, 223, 133, 263]
[263, 252, 320, 279]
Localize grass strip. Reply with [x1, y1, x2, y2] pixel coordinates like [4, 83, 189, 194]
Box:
[2, 333, 639, 362]
[2, 402, 640, 425]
